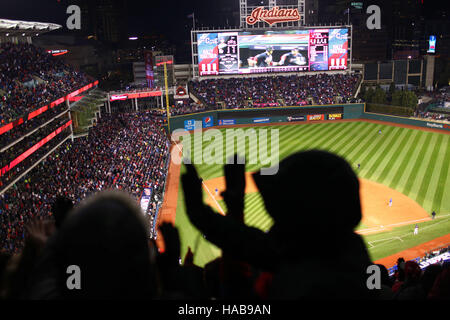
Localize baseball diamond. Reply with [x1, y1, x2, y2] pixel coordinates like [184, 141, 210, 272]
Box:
[159, 120, 450, 268]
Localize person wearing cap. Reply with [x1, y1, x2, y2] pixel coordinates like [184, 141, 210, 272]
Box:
[182, 150, 377, 299]
[27, 191, 158, 299]
[248, 46, 274, 67]
[393, 260, 425, 300]
[274, 48, 306, 66]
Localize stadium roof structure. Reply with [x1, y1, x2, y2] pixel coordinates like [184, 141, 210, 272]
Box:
[0, 19, 62, 37]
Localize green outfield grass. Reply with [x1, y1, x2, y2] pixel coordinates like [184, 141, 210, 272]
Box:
[174, 121, 450, 267]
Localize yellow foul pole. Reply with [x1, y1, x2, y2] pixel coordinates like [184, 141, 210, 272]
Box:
[164, 62, 171, 133]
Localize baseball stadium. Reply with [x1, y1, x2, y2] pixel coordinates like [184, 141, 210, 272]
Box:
[0, 0, 449, 301]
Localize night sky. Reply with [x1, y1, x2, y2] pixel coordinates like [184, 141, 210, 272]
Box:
[0, 0, 444, 28]
[0, 0, 239, 35]
[0, 0, 240, 62]
[0, 0, 447, 62]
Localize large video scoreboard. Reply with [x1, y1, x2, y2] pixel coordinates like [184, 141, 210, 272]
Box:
[196, 28, 349, 76]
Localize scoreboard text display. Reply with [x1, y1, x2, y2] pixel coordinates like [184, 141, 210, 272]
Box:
[197, 28, 348, 76]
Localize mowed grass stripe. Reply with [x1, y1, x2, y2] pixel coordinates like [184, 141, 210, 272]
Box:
[394, 132, 430, 193]
[364, 127, 404, 181]
[322, 122, 366, 155]
[389, 130, 423, 190]
[407, 134, 440, 200]
[402, 132, 434, 197]
[277, 124, 314, 152]
[346, 125, 392, 162]
[244, 194, 273, 229]
[327, 122, 371, 157]
[279, 122, 342, 156]
[245, 200, 268, 225]
[357, 127, 397, 176]
[432, 137, 450, 214]
[313, 122, 363, 152]
[320, 123, 369, 161]
[286, 122, 347, 156]
[334, 123, 378, 161]
[415, 134, 444, 208]
[247, 211, 272, 230]
[422, 135, 449, 213]
[377, 129, 415, 184]
[302, 122, 352, 150]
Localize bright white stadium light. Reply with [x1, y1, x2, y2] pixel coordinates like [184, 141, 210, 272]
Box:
[129, 36, 138, 40]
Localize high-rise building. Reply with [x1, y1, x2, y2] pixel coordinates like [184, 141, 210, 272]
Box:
[76, 0, 128, 44]
[305, 0, 319, 25]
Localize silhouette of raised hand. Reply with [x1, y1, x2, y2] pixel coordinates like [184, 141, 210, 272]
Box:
[158, 222, 180, 267]
[181, 163, 216, 229]
[221, 154, 246, 223]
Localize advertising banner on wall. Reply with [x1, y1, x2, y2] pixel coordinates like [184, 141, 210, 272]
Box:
[328, 29, 348, 70]
[140, 188, 152, 215]
[144, 51, 154, 88]
[328, 113, 343, 120]
[197, 33, 220, 76]
[184, 119, 196, 130]
[307, 114, 324, 121]
[202, 116, 214, 128]
[286, 115, 305, 122]
[218, 119, 236, 126]
[253, 118, 270, 123]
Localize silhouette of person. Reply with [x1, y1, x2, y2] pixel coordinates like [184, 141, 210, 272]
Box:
[51, 196, 74, 229]
[182, 150, 377, 299]
[27, 191, 158, 299]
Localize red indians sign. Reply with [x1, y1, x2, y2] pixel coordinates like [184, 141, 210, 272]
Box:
[246, 6, 300, 26]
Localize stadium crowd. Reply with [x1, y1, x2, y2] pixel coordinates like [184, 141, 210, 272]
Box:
[0, 43, 91, 132]
[0, 148, 448, 300]
[189, 73, 360, 109]
[0, 103, 68, 150]
[0, 121, 72, 192]
[170, 100, 206, 116]
[0, 111, 170, 255]
[0, 115, 70, 170]
[414, 86, 450, 122]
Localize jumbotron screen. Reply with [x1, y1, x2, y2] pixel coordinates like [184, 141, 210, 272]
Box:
[196, 28, 348, 76]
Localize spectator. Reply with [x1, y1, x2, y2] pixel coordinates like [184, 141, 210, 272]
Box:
[27, 190, 158, 299]
[393, 261, 426, 300]
[181, 150, 376, 299]
[51, 196, 74, 229]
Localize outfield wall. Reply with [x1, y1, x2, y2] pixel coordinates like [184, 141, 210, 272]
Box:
[168, 104, 364, 132]
[361, 112, 450, 132]
[167, 103, 450, 133]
